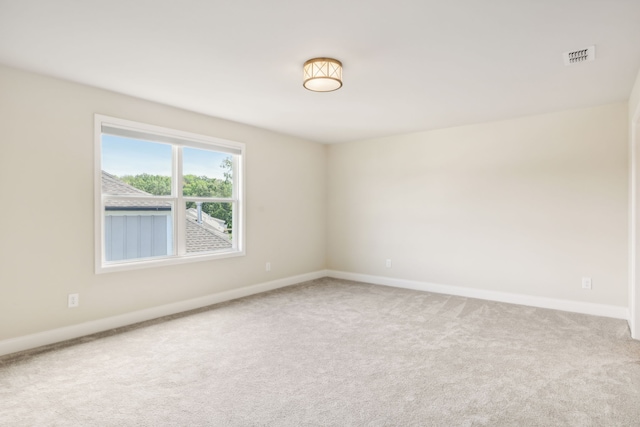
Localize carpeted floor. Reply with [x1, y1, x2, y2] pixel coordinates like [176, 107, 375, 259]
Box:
[1, 277, 640, 426]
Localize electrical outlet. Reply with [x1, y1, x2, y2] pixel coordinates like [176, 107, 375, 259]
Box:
[581, 277, 592, 290]
[266, 262, 271, 272]
[68, 293, 79, 308]
[385, 259, 392, 268]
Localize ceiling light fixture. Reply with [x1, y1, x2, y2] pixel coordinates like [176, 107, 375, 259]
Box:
[303, 58, 342, 92]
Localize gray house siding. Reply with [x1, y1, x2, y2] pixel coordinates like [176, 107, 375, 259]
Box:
[105, 214, 171, 261]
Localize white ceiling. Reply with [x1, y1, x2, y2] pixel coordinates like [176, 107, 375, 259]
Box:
[1, 0, 639, 144]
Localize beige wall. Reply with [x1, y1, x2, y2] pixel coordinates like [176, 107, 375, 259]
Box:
[630, 68, 640, 123]
[327, 103, 629, 307]
[0, 65, 326, 340]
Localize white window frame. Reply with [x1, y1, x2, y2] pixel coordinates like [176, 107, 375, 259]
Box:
[95, 114, 245, 274]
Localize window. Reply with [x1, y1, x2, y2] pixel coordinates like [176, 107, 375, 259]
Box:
[95, 115, 244, 273]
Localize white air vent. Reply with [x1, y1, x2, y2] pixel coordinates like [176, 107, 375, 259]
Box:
[563, 46, 595, 66]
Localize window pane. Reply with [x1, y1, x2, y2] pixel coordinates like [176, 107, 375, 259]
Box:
[104, 204, 174, 262]
[102, 135, 172, 196]
[185, 202, 233, 253]
[183, 147, 232, 198]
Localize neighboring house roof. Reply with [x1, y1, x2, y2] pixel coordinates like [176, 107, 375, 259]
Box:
[102, 171, 232, 251]
[185, 207, 233, 252]
[185, 218, 232, 252]
[102, 171, 171, 210]
[186, 208, 227, 233]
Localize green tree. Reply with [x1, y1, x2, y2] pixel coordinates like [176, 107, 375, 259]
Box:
[120, 174, 171, 196]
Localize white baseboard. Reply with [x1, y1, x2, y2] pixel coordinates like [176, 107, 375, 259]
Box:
[326, 270, 629, 320]
[0, 270, 327, 358]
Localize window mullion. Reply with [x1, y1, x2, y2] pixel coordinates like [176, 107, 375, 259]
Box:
[183, 197, 236, 203]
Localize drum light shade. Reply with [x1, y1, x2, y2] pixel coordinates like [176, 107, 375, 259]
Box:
[303, 58, 342, 92]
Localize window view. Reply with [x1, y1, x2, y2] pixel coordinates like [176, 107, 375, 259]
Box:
[96, 115, 244, 272]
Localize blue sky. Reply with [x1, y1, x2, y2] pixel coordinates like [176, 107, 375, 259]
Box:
[102, 135, 230, 179]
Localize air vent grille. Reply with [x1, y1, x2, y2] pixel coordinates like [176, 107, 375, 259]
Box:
[564, 46, 595, 66]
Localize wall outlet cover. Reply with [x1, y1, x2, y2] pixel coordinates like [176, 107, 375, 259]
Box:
[68, 293, 79, 308]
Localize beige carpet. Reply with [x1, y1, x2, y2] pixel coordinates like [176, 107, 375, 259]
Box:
[1, 277, 640, 426]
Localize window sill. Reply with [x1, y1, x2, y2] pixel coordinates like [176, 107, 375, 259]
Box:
[95, 249, 245, 274]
